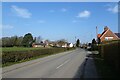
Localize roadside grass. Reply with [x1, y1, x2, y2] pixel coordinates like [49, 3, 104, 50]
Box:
[2, 47, 75, 67]
[93, 54, 119, 79]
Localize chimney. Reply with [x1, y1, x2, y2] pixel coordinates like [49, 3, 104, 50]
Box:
[104, 26, 108, 31]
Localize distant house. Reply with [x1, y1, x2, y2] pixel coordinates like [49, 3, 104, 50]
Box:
[67, 43, 74, 47]
[49, 42, 74, 48]
[62, 43, 67, 48]
[97, 26, 120, 42]
[32, 43, 46, 48]
[61, 43, 74, 48]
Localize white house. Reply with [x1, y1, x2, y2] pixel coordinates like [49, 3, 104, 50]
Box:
[68, 43, 74, 47]
[69, 43, 73, 47]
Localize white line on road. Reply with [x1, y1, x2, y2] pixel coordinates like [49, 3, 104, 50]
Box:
[56, 59, 70, 69]
[87, 51, 92, 54]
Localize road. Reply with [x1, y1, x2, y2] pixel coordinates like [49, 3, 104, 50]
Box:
[2, 48, 87, 78]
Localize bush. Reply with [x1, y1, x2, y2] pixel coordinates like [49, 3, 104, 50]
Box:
[91, 44, 98, 51]
[98, 40, 120, 73]
[2, 47, 75, 65]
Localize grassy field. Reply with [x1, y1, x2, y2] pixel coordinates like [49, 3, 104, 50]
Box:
[1, 47, 50, 52]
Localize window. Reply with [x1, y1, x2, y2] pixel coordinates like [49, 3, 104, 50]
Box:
[105, 37, 113, 40]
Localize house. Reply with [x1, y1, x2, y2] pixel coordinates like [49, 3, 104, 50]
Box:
[67, 43, 74, 47]
[62, 43, 67, 48]
[32, 43, 46, 48]
[97, 26, 120, 42]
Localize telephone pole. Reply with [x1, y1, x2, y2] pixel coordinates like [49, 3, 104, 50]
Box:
[96, 26, 98, 39]
[75, 36, 76, 43]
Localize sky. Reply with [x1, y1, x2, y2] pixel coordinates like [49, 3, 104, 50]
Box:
[1, 2, 118, 43]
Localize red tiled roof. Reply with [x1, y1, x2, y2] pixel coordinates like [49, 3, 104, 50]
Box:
[97, 34, 101, 38]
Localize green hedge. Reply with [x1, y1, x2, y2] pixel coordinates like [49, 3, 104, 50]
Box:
[2, 47, 75, 65]
[98, 41, 120, 73]
[91, 44, 98, 51]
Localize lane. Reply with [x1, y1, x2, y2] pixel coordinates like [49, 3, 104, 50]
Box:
[48, 49, 87, 78]
[56, 59, 70, 69]
[2, 48, 87, 78]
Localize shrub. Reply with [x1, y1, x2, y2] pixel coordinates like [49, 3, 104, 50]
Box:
[91, 44, 98, 51]
[98, 40, 120, 73]
[2, 47, 75, 65]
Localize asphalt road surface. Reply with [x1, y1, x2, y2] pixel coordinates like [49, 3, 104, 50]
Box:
[2, 48, 87, 78]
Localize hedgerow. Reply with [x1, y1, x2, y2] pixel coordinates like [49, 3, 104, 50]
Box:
[98, 40, 120, 73]
[2, 47, 75, 65]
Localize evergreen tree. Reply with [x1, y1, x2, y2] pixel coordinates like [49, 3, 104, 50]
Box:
[22, 33, 33, 47]
[92, 38, 96, 44]
[76, 39, 80, 47]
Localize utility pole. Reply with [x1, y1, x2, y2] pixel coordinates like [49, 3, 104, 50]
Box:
[75, 36, 76, 43]
[96, 26, 98, 39]
[75, 36, 76, 47]
[96, 26, 98, 44]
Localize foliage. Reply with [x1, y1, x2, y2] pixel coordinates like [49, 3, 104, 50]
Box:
[94, 54, 119, 78]
[22, 33, 33, 47]
[92, 38, 96, 44]
[76, 39, 80, 47]
[98, 40, 120, 74]
[2, 47, 75, 66]
[91, 38, 97, 51]
[0, 39, 1, 47]
[2, 36, 23, 47]
[97, 38, 101, 44]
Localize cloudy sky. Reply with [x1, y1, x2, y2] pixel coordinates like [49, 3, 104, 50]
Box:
[2, 2, 118, 43]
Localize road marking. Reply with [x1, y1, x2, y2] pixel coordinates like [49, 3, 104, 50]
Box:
[87, 51, 92, 54]
[56, 59, 70, 69]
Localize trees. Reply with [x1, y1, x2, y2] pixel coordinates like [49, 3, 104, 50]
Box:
[35, 36, 42, 43]
[2, 36, 19, 47]
[97, 38, 101, 44]
[10, 36, 18, 46]
[0, 38, 2, 47]
[92, 38, 96, 44]
[16, 36, 23, 46]
[57, 39, 67, 47]
[2, 37, 11, 47]
[91, 38, 97, 50]
[76, 39, 80, 47]
[2, 33, 34, 47]
[2, 36, 23, 47]
[22, 33, 33, 47]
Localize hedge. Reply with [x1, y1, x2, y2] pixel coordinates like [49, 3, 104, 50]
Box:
[98, 40, 120, 73]
[2, 47, 75, 65]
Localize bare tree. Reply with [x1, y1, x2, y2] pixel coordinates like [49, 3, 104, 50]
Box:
[36, 36, 42, 43]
